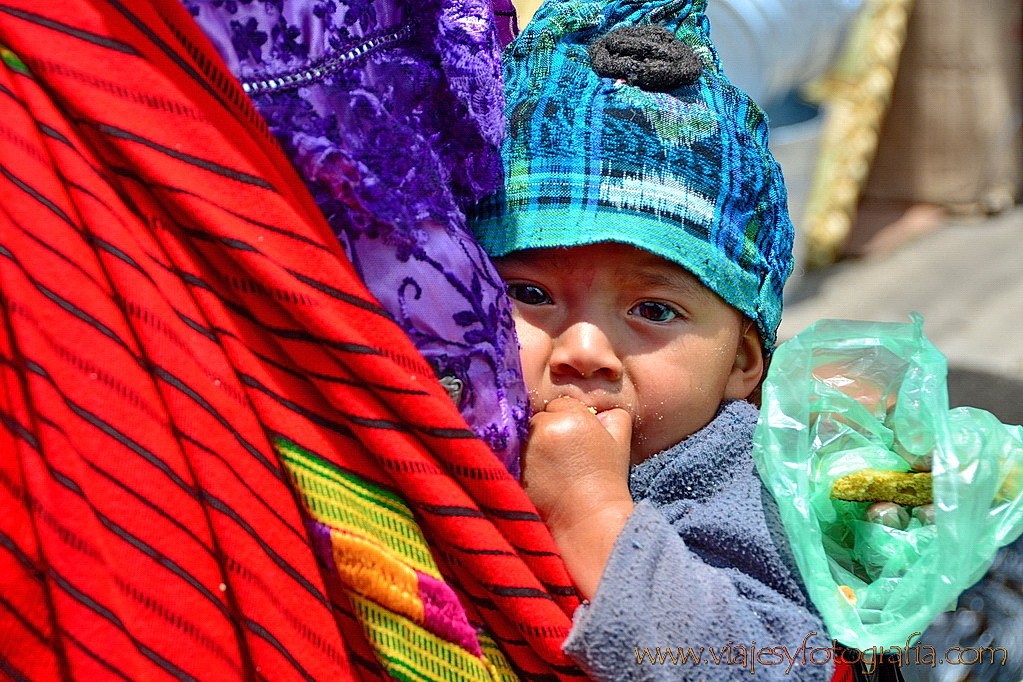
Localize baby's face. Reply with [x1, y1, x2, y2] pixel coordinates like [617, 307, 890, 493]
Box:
[496, 243, 761, 464]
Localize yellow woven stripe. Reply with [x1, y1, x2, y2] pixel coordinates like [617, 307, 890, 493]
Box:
[351, 593, 499, 682]
[477, 632, 519, 682]
[276, 438, 441, 577]
[329, 527, 425, 623]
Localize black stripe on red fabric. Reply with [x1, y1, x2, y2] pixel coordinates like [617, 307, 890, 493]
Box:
[0, 407, 40, 451]
[217, 273, 317, 307]
[85, 462, 215, 555]
[36, 121, 73, 147]
[242, 322, 385, 357]
[417, 504, 486, 519]
[140, 252, 401, 364]
[32, 280, 133, 352]
[510, 544, 560, 558]
[0, 656, 32, 682]
[178, 227, 261, 255]
[173, 309, 219, 343]
[170, 266, 217, 293]
[0, 5, 139, 55]
[244, 618, 318, 682]
[147, 255, 385, 359]
[27, 61, 209, 124]
[0, 81, 18, 102]
[111, 575, 244, 673]
[344, 412, 413, 432]
[215, 236, 259, 253]
[482, 584, 554, 600]
[45, 464, 84, 497]
[7, 223, 106, 290]
[0, 529, 44, 580]
[419, 425, 478, 439]
[284, 268, 391, 318]
[96, 123, 273, 189]
[0, 468, 103, 563]
[111, 0, 275, 139]
[445, 463, 513, 481]
[237, 373, 358, 438]
[27, 420, 218, 555]
[70, 180, 141, 226]
[0, 121, 49, 167]
[539, 583, 578, 598]
[105, 0, 243, 115]
[62, 398, 197, 494]
[46, 569, 200, 682]
[250, 346, 430, 396]
[58, 627, 136, 682]
[222, 554, 349, 667]
[148, 364, 281, 477]
[8, 307, 169, 427]
[478, 506, 543, 523]
[346, 648, 384, 680]
[109, 170, 337, 252]
[88, 234, 146, 274]
[519, 623, 574, 640]
[200, 491, 329, 607]
[97, 516, 232, 618]
[177, 432, 303, 541]
[0, 592, 51, 650]
[0, 163, 77, 226]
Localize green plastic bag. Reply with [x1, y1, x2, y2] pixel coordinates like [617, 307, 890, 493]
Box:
[753, 314, 1023, 652]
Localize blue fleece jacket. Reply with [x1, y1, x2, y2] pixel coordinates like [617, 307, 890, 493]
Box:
[563, 400, 833, 681]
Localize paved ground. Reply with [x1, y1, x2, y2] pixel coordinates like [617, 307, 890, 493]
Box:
[778, 204, 1023, 425]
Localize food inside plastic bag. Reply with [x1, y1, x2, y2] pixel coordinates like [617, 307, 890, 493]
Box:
[753, 314, 1023, 652]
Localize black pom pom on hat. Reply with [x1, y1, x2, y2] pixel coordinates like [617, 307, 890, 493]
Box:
[589, 25, 702, 92]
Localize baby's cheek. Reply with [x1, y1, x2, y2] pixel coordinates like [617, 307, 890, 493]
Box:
[631, 409, 683, 463]
[512, 321, 549, 380]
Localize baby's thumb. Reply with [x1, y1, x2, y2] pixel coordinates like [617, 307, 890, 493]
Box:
[596, 408, 632, 448]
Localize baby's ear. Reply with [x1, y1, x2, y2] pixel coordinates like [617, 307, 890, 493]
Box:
[725, 320, 765, 402]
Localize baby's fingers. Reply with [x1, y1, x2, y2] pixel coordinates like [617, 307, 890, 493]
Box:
[595, 407, 632, 448]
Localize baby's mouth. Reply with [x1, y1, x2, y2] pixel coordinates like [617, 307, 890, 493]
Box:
[530, 387, 632, 417]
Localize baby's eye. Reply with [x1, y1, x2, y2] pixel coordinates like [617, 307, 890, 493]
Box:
[630, 301, 680, 322]
[506, 283, 552, 306]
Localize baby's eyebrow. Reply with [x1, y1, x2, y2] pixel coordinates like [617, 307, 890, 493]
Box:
[625, 268, 711, 300]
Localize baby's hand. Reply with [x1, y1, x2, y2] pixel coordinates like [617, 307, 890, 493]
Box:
[522, 396, 634, 598]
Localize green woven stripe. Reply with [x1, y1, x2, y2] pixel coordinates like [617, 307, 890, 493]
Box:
[0, 46, 30, 75]
[477, 632, 519, 682]
[275, 436, 440, 577]
[351, 594, 502, 682]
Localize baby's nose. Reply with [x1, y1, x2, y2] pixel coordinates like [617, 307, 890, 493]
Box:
[550, 321, 623, 381]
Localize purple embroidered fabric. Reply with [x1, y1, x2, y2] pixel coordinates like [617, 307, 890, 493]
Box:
[184, 0, 527, 476]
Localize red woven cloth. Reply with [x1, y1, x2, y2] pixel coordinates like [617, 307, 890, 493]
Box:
[0, 1, 581, 679]
[832, 660, 855, 682]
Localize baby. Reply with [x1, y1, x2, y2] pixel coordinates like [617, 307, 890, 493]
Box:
[472, 0, 833, 679]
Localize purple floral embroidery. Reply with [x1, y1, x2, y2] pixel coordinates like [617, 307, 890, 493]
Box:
[270, 16, 306, 60]
[313, 2, 337, 19]
[187, 0, 528, 475]
[341, 0, 376, 31]
[229, 17, 267, 62]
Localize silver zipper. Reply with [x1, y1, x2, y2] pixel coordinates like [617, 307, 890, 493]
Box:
[241, 22, 413, 94]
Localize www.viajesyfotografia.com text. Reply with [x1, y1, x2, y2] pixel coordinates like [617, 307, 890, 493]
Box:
[634, 633, 1007, 675]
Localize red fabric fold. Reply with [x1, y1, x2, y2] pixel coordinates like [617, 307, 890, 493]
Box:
[0, 1, 581, 679]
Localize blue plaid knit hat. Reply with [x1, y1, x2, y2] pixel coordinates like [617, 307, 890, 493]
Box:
[471, 0, 794, 349]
